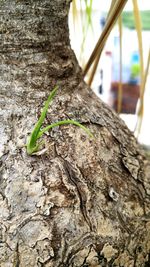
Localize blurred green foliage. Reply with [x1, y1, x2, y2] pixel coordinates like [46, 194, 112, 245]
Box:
[122, 11, 150, 30]
[131, 63, 140, 78]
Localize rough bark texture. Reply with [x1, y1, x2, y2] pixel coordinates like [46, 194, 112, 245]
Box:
[0, 1, 150, 266]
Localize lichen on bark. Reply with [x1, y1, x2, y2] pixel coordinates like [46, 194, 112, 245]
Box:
[0, 0, 150, 266]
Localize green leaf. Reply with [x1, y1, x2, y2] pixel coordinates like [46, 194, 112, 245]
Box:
[26, 86, 58, 155]
[26, 86, 93, 155]
[38, 119, 94, 139]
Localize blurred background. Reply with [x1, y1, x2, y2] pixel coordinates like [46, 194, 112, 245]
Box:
[69, 0, 150, 147]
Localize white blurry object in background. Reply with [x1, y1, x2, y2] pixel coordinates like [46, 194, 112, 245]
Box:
[137, 72, 150, 146]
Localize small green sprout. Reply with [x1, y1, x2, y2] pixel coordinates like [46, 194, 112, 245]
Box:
[26, 86, 93, 155]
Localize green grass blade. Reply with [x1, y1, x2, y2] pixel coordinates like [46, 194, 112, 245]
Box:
[26, 86, 93, 155]
[79, 0, 93, 64]
[37, 119, 94, 139]
[85, 0, 93, 26]
[72, 0, 78, 30]
[31, 85, 58, 139]
[26, 85, 58, 154]
[38, 85, 58, 127]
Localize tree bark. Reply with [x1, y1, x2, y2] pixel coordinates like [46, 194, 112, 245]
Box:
[0, 1, 150, 266]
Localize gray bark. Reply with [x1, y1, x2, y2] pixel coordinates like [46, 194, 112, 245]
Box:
[0, 1, 150, 266]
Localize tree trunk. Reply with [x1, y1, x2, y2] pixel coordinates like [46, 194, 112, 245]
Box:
[0, 1, 150, 266]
